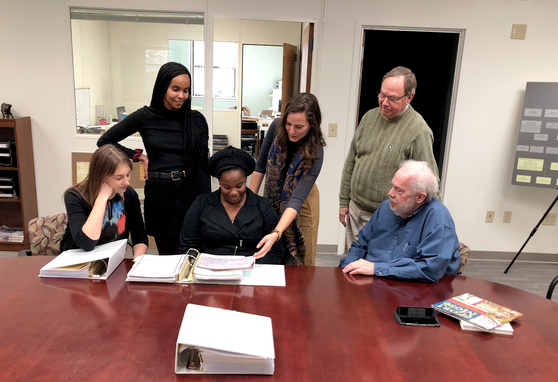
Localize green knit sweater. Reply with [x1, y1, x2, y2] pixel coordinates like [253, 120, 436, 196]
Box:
[339, 106, 438, 212]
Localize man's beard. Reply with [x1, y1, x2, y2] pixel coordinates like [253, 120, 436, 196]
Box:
[389, 197, 415, 217]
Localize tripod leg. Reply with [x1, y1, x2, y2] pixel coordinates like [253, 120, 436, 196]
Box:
[504, 192, 558, 274]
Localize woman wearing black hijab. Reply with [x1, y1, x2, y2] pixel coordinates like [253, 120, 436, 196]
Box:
[98, 62, 210, 255]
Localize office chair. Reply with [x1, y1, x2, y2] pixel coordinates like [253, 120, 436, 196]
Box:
[547, 275, 558, 300]
[19, 213, 68, 256]
[457, 242, 470, 275]
[241, 120, 259, 157]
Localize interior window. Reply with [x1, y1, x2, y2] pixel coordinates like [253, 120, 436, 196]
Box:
[70, 8, 204, 134]
[169, 40, 238, 111]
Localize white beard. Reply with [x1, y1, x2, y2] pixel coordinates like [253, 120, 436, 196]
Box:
[389, 197, 416, 217]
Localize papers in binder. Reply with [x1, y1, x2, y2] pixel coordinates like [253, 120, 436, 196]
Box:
[126, 251, 286, 286]
[39, 239, 126, 280]
[175, 304, 275, 375]
[196, 253, 255, 271]
[126, 254, 194, 283]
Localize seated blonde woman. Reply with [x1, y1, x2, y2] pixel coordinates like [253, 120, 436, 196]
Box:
[60, 144, 148, 258]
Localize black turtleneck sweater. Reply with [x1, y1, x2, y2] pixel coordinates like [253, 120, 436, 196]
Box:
[98, 106, 210, 192]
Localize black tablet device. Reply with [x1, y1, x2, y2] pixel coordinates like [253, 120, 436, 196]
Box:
[394, 306, 440, 327]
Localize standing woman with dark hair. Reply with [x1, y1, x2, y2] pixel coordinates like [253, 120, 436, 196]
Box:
[250, 93, 325, 265]
[98, 62, 210, 255]
[60, 145, 148, 258]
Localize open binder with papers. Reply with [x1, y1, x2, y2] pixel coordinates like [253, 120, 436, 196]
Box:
[39, 239, 127, 280]
[126, 249, 285, 287]
[175, 304, 275, 375]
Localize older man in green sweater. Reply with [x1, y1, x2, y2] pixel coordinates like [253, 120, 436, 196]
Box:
[339, 66, 439, 249]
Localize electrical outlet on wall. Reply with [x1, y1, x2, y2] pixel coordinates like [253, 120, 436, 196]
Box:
[503, 211, 512, 223]
[542, 212, 557, 226]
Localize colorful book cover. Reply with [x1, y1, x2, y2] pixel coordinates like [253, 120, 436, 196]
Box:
[432, 293, 523, 331]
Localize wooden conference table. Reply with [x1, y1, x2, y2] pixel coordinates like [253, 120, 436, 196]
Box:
[1, 257, 558, 382]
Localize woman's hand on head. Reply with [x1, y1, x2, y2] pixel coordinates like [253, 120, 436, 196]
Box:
[253, 233, 277, 259]
[98, 181, 115, 202]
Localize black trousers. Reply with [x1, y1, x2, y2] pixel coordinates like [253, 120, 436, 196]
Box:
[144, 174, 200, 240]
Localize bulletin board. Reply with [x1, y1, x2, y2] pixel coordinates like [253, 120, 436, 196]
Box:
[512, 82, 558, 189]
[71, 152, 146, 192]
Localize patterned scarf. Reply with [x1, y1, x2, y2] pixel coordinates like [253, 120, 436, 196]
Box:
[101, 193, 126, 244]
[263, 137, 306, 265]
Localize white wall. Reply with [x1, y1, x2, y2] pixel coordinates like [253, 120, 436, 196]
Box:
[2, 0, 558, 256]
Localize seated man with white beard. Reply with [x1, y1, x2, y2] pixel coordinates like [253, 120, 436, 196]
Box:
[340, 160, 460, 282]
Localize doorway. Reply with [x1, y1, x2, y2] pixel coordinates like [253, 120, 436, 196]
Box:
[212, 19, 313, 151]
[357, 28, 463, 178]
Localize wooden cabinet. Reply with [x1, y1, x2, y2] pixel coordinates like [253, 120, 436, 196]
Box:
[0, 117, 38, 251]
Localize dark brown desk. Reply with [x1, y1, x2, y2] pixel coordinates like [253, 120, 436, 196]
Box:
[1, 257, 558, 381]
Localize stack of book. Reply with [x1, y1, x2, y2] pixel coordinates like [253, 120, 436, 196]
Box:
[432, 293, 523, 335]
[0, 225, 24, 242]
[0, 141, 15, 167]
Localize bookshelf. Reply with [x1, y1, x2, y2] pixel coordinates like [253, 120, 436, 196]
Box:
[0, 117, 38, 251]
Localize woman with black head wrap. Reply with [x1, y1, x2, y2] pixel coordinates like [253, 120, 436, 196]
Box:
[98, 62, 210, 255]
[178, 146, 283, 264]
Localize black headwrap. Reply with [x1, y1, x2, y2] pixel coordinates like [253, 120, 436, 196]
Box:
[150, 62, 208, 173]
[208, 146, 256, 178]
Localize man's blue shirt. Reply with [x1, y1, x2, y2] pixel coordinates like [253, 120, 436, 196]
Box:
[340, 198, 460, 282]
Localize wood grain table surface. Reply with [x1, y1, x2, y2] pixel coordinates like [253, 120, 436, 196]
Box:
[1, 257, 557, 382]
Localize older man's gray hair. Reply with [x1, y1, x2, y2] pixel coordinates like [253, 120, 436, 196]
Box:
[399, 160, 439, 202]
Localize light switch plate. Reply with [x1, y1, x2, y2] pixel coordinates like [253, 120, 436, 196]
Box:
[328, 123, 338, 137]
[511, 24, 527, 40]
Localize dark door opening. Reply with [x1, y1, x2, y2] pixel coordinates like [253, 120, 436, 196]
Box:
[357, 29, 461, 178]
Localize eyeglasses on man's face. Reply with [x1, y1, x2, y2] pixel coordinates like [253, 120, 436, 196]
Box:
[377, 90, 408, 103]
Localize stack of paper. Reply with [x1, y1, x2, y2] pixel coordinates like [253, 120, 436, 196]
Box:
[193, 267, 243, 281]
[196, 253, 255, 270]
[192, 253, 253, 282]
[0, 225, 24, 242]
[460, 321, 514, 335]
[175, 304, 275, 375]
[39, 239, 127, 280]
